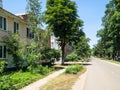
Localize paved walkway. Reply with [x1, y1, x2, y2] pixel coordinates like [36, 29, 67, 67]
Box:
[20, 69, 65, 90]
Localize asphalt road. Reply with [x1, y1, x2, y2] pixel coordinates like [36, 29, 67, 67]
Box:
[83, 57, 120, 90]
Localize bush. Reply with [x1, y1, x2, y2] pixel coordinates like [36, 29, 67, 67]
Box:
[40, 47, 61, 64]
[0, 61, 7, 75]
[65, 65, 83, 74]
[0, 76, 16, 90]
[2, 33, 26, 70]
[31, 64, 55, 75]
[66, 52, 79, 62]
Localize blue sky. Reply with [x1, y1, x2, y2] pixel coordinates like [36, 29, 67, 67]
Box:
[3, 0, 109, 48]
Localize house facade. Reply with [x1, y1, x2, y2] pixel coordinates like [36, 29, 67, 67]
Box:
[0, 6, 28, 67]
[0, 6, 51, 67]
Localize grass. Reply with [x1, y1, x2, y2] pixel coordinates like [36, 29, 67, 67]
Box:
[104, 59, 120, 64]
[40, 66, 86, 90]
[97, 57, 120, 65]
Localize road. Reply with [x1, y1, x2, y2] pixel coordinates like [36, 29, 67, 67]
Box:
[83, 57, 120, 90]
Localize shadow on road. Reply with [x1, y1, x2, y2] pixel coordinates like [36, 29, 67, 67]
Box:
[55, 62, 92, 66]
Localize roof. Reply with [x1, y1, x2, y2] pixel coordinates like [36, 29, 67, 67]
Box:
[0, 7, 26, 23]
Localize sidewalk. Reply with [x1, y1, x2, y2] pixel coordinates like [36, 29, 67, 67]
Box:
[20, 69, 65, 90]
[72, 70, 87, 90]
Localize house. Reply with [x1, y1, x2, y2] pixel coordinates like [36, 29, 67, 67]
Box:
[0, 1, 51, 68]
[0, 6, 28, 67]
[0, 0, 34, 68]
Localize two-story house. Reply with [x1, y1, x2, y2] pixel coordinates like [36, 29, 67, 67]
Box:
[0, 3, 29, 67]
[0, 3, 51, 67]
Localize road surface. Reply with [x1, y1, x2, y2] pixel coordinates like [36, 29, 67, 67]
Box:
[83, 57, 120, 90]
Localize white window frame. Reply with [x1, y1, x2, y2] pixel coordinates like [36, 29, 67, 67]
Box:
[0, 16, 8, 31]
[0, 45, 7, 59]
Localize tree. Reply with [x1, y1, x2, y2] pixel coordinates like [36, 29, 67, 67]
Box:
[74, 35, 91, 59]
[26, 0, 42, 42]
[26, 0, 43, 69]
[94, 0, 120, 59]
[45, 0, 83, 64]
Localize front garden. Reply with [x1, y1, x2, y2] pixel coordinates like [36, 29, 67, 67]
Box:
[0, 62, 55, 90]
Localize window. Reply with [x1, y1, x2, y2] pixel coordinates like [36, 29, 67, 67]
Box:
[14, 22, 19, 33]
[0, 46, 6, 59]
[0, 16, 7, 30]
[26, 28, 34, 38]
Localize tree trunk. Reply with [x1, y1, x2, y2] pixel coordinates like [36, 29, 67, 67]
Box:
[61, 39, 66, 65]
[61, 44, 65, 65]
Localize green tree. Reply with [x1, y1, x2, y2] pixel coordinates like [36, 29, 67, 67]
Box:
[94, 0, 120, 59]
[25, 41, 40, 72]
[45, 0, 83, 64]
[26, 0, 45, 46]
[25, 0, 42, 70]
[74, 35, 91, 59]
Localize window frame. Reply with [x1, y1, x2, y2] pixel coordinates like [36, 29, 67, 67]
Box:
[26, 27, 34, 39]
[0, 16, 7, 31]
[0, 45, 7, 59]
[14, 21, 19, 34]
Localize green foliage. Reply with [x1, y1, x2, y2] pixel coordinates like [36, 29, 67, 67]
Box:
[0, 72, 41, 90]
[66, 52, 79, 62]
[94, 0, 120, 59]
[25, 41, 40, 72]
[0, 76, 16, 90]
[26, 0, 41, 33]
[2, 33, 25, 69]
[40, 47, 60, 63]
[74, 36, 91, 59]
[0, 66, 54, 90]
[65, 65, 83, 74]
[32, 64, 55, 75]
[26, 0, 43, 44]
[0, 61, 7, 75]
[45, 0, 83, 64]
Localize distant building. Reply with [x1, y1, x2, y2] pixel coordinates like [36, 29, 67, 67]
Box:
[51, 34, 60, 50]
[50, 34, 73, 57]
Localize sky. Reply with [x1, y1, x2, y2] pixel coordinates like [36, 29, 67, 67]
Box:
[3, 0, 109, 48]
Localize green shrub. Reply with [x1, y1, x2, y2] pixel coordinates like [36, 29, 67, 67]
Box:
[0, 76, 16, 90]
[0, 61, 7, 74]
[0, 65, 55, 90]
[65, 65, 83, 74]
[40, 47, 61, 64]
[2, 33, 26, 70]
[66, 52, 79, 62]
[32, 64, 55, 75]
